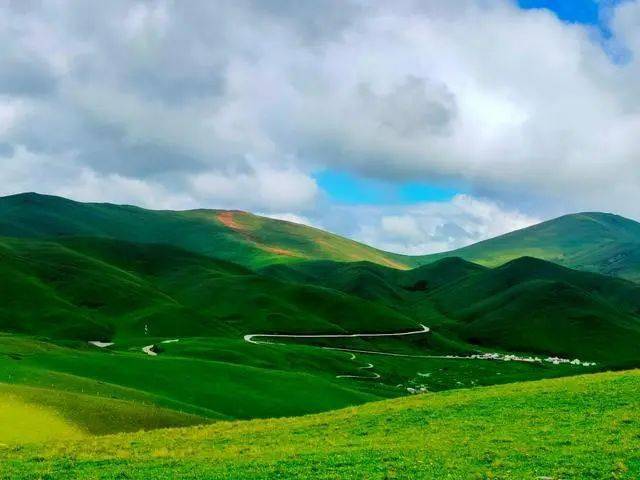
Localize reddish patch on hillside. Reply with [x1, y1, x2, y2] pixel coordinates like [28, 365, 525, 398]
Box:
[217, 212, 245, 231]
[261, 245, 302, 258]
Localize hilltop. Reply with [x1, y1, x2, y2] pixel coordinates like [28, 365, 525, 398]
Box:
[4, 194, 640, 281]
[423, 212, 640, 281]
[0, 192, 417, 269]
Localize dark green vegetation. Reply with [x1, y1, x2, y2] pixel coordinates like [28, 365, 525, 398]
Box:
[0, 192, 416, 269]
[2, 370, 638, 479]
[424, 212, 640, 281]
[265, 255, 640, 363]
[1, 191, 640, 474]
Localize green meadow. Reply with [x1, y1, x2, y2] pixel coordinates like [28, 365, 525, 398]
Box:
[1, 193, 640, 478]
[1, 370, 638, 479]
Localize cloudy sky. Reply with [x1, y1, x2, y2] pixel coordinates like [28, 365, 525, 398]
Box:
[2, 0, 640, 254]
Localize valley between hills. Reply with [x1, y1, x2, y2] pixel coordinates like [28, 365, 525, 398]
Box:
[1, 192, 640, 479]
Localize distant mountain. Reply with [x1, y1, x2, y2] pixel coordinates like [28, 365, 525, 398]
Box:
[263, 257, 487, 304]
[0, 192, 418, 269]
[4, 194, 640, 281]
[423, 212, 640, 281]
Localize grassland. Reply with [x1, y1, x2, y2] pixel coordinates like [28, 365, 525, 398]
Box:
[1, 370, 638, 479]
[0, 383, 205, 443]
[0, 211, 637, 423]
[0, 192, 418, 269]
[1, 191, 640, 464]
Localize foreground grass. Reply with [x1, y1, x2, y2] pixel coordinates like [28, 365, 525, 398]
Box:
[1, 370, 639, 479]
[0, 383, 207, 441]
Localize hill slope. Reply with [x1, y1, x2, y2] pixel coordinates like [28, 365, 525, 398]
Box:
[5, 193, 640, 280]
[0, 382, 206, 443]
[425, 256, 640, 362]
[263, 255, 640, 363]
[263, 257, 487, 304]
[2, 370, 638, 479]
[0, 192, 417, 269]
[0, 235, 419, 340]
[424, 212, 640, 281]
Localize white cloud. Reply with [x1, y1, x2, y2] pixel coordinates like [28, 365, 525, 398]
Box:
[189, 162, 319, 212]
[343, 194, 538, 254]
[1, 0, 640, 251]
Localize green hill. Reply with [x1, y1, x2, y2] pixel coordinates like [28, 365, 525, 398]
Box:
[2, 370, 638, 479]
[263, 256, 487, 304]
[0, 235, 420, 341]
[2, 192, 640, 436]
[0, 382, 206, 443]
[5, 193, 640, 281]
[264, 255, 640, 363]
[425, 256, 640, 362]
[0, 192, 417, 269]
[424, 212, 640, 281]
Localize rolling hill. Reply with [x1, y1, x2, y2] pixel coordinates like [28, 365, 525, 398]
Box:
[4, 193, 640, 282]
[263, 255, 640, 363]
[0, 192, 418, 269]
[423, 212, 640, 281]
[2, 370, 638, 479]
[424, 256, 640, 362]
[1, 191, 640, 439]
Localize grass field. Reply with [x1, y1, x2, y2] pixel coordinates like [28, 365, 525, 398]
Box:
[0, 192, 419, 269]
[0, 383, 206, 443]
[1, 370, 638, 479]
[1, 192, 640, 474]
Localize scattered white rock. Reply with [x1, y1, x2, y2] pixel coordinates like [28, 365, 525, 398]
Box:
[88, 341, 114, 348]
[463, 352, 595, 367]
[142, 345, 157, 356]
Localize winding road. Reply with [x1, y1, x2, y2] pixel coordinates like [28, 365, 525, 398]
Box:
[243, 324, 430, 344]
[243, 323, 595, 378]
[244, 324, 431, 380]
[336, 361, 380, 379]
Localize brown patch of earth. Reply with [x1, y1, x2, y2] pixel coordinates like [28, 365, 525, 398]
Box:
[217, 211, 245, 230]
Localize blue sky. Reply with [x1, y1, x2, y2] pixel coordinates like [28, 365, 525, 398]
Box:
[315, 0, 623, 206]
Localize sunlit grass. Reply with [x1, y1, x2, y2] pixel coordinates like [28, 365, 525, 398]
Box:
[1, 370, 639, 479]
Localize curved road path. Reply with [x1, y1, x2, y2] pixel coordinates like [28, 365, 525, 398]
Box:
[243, 324, 430, 345]
[244, 324, 430, 380]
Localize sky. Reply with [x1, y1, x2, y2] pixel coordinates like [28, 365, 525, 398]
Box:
[1, 0, 640, 254]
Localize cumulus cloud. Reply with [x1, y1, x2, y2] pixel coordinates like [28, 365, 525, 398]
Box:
[1, 0, 640, 251]
[345, 194, 539, 254]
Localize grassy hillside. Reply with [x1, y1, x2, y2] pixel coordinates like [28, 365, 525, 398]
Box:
[263, 255, 640, 364]
[0, 232, 634, 422]
[4, 193, 640, 280]
[0, 192, 417, 269]
[263, 257, 487, 304]
[1, 370, 638, 479]
[0, 235, 419, 341]
[0, 383, 206, 443]
[2, 191, 640, 435]
[424, 212, 640, 281]
[425, 257, 640, 362]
